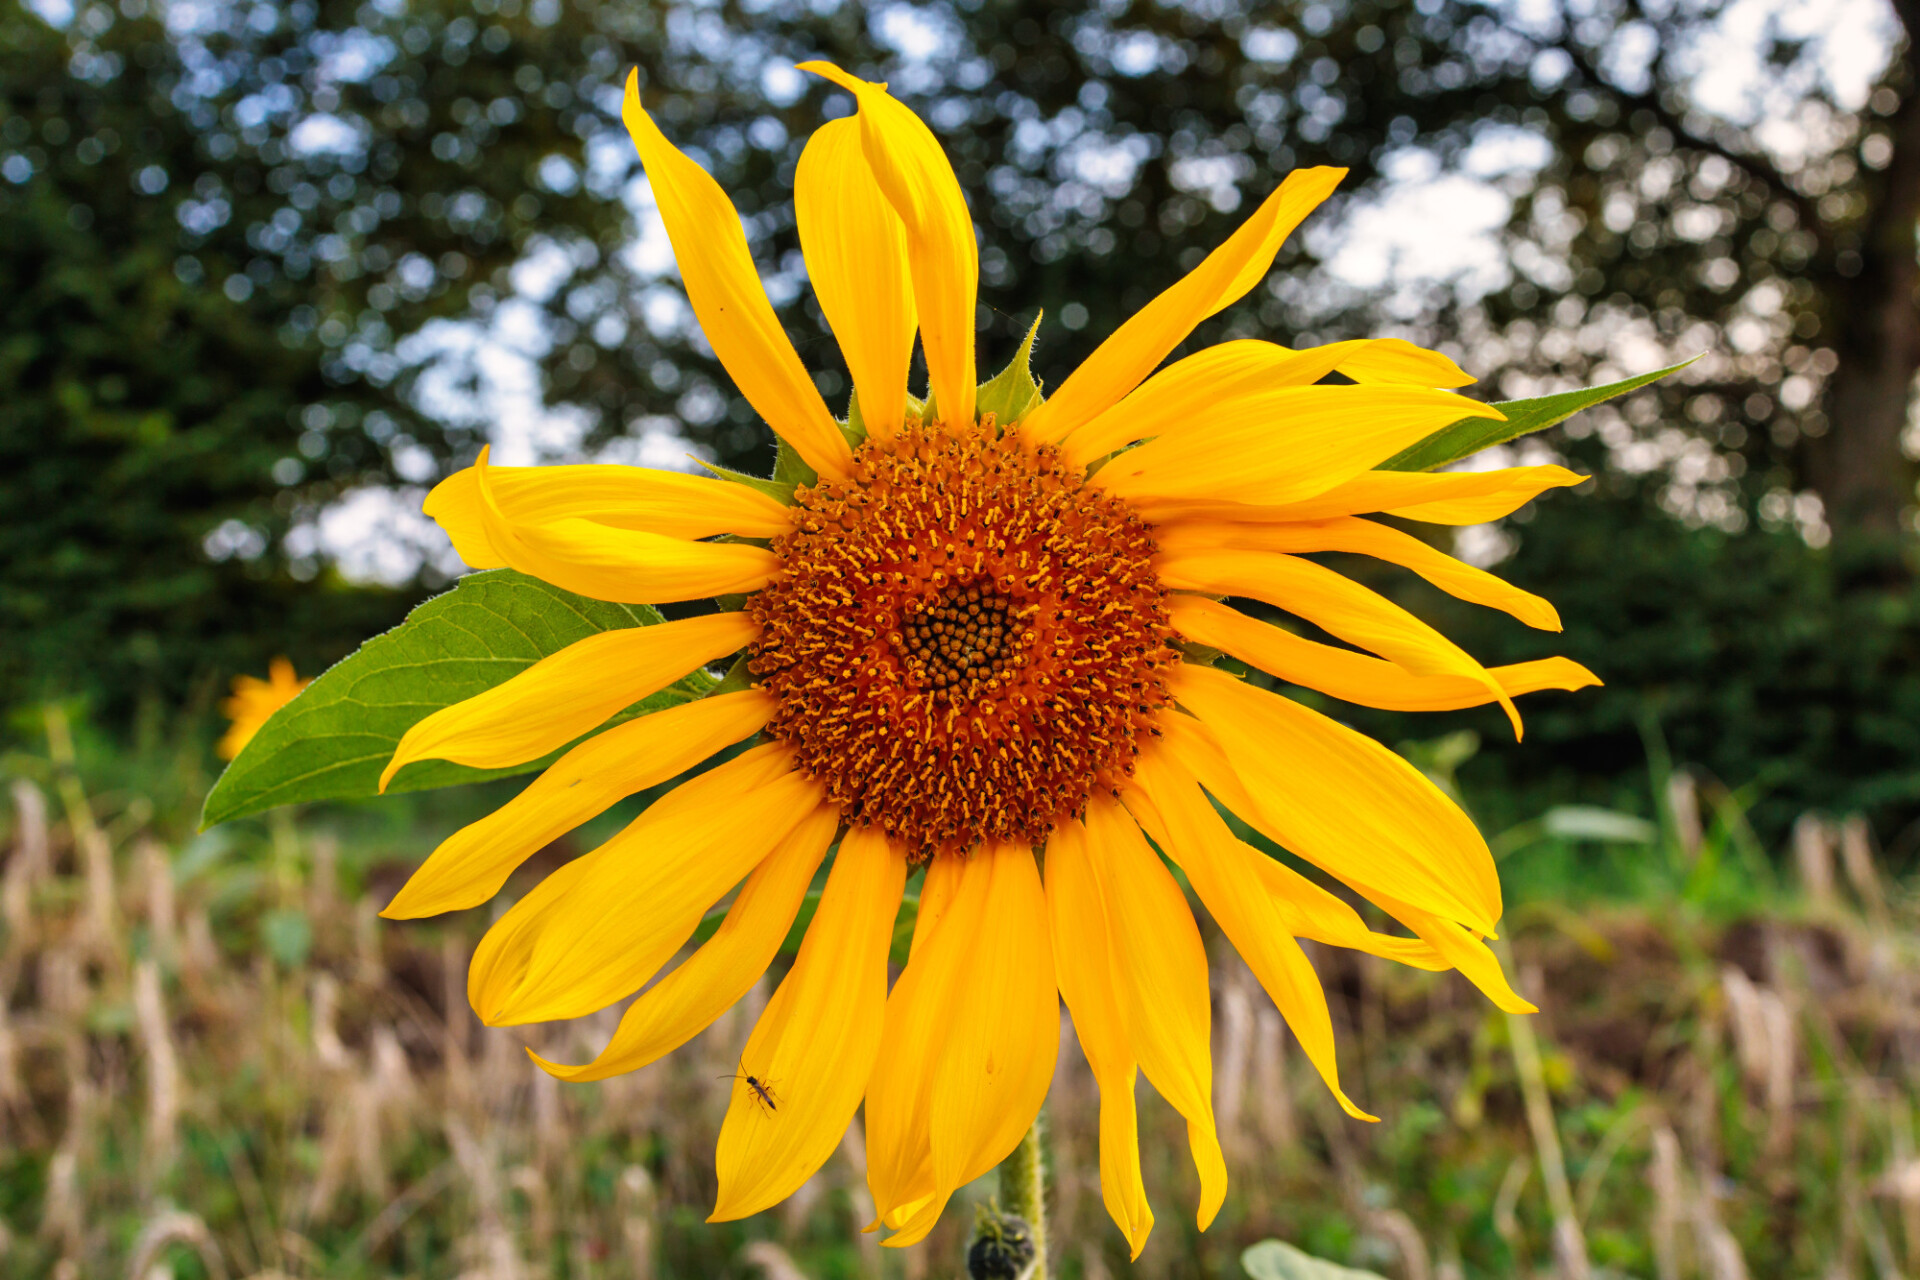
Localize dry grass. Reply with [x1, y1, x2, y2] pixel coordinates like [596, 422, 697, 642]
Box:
[3, 725, 1919, 1279]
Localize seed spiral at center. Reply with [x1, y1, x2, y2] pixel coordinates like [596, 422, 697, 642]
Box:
[900, 584, 1019, 696]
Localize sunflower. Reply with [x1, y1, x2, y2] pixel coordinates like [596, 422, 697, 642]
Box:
[378, 64, 1597, 1253]
[217, 657, 310, 760]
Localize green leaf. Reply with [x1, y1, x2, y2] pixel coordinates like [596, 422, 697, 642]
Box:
[976, 311, 1046, 427]
[1242, 1240, 1389, 1280]
[201, 569, 712, 828]
[772, 435, 819, 489]
[694, 458, 797, 506]
[1377, 355, 1700, 473]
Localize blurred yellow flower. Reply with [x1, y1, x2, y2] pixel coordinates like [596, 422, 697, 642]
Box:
[217, 657, 309, 760]
[377, 64, 1596, 1254]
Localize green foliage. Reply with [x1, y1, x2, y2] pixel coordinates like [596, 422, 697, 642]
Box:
[0, 0, 619, 713]
[1242, 1240, 1389, 1280]
[976, 312, 1047, 427]
[1379, 357, 1701, 472]
[201, 569, 709, 827]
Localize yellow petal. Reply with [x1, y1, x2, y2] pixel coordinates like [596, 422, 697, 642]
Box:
[797, 116, 916, 441]
[1366, 888, 1536, 1014]
[1383, 467, 1590, 523]
[909, 851, 960, 965]
[1169, 663, 1502, 935]
[467, 448, 774, 605]
[801, 63, 976, 427]
[475, 745, 825, 1025]
[1146, 725, 1451, 973]
[534, 801, 838, 1082]
[865, 842, 1057, 1247]
[1168, 596, 1600, 713]
[496, 517, 775, 605]
[1331, 339, 1474, 387]
[1159, 516, 1561, 631]
[1060, 337, 1468, 471]
[709, 824, 908, 1220]
[621, 71, 851, 480]
[466, 846, 595, 1020]
[1157, 546, 1519, 735]
[379, 611, 757, 791]
[1094, 385, 1502, 510]
[463, 743, 799, 1021]
[862, 854, 965, 1234]
[1151, 464, 1588, 527]
[1022, 167, 1345, 446]
[1125, 743, 1373, 1122]
[1245, 846, 1447, 972]
[1082, 797, 1227, 1231]
[425, 462, 793, 569]
[1045, 819, 1154, 1258]
[384, 690, 775, 919]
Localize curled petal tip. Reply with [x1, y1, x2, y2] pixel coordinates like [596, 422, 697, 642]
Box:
[798, 59, 861, 93]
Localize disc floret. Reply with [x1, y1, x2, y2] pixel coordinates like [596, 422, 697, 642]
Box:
[748, 418, 1177, 860]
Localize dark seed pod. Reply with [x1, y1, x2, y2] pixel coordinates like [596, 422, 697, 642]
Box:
[967, 1213, 1035, 1280]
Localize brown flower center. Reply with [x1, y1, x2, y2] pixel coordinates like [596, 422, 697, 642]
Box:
[747, 418, 1176, 860]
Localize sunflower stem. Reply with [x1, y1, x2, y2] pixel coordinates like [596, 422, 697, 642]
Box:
[999, 1116, 1049, 1280]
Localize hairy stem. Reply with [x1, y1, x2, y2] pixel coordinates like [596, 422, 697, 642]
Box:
[999, 1117, 1048, 1280]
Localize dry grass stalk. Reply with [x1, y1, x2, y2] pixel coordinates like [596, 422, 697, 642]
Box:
[840, 1116, 885, 1279]
[1369, 1209, 1432, 1280]
[132, 957, 181, 1189]
[181, 905, 219, 986]
[138, 840, 177, 973]
[617, 1163, 656, 1280]
[1251, 1006, 1296, 1150]
[353, 894, 383, 987]
[5, 779, 50, 952]
[444, 1116, 525, 1280]
[1668, 771, 1704, 862]
[1504, 962, 1589, 1280]
[1215, 961, 1256, 1162]
[740, 1240, 811, 1280]
[127, 1207, 228, 1280]
[1720, 967, 1796, 1158]
[1649, 1125, 1683, 1280]
[1794, 815, 1838, 909]
[0, 996, 22, 1123]
[1838, 815, 1886, 925]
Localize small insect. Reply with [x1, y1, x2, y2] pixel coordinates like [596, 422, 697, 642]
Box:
[719, 1072, 780, 1114]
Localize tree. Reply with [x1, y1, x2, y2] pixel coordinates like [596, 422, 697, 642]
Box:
[8, 0, 1919, 833]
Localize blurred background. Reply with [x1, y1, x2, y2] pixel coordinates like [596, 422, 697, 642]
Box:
[5, 0, 1920, 1275]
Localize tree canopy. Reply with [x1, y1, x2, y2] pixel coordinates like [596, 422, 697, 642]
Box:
[5, 0, 1918, 834]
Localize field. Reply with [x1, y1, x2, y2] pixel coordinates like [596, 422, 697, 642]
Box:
[2, 706, 1917, 1280]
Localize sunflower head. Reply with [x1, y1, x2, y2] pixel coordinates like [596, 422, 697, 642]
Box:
[370, 60, 1598, 1258]
[217, 657, 307, 760]
[748, 415, 1176, 861]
